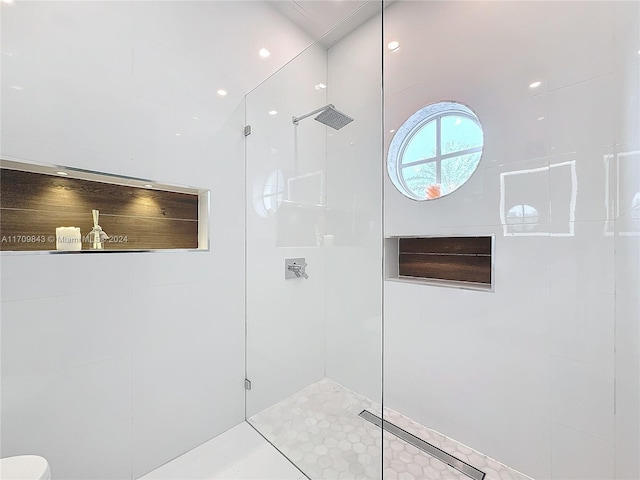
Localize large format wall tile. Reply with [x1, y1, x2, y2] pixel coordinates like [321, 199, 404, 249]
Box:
[0, 1, 317, 477]
[381, 1, 625, 478]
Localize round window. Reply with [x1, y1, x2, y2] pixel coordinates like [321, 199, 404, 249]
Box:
[387, 101, 484, 200]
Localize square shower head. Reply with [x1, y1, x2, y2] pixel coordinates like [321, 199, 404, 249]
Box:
[314, 106, 354, 130]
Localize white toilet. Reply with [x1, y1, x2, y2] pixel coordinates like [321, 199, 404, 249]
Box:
[0, 455, 50, 480]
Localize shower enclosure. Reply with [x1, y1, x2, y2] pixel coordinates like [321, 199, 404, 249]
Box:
[244, 6, 385, 476]
[243, 1, 639, 480]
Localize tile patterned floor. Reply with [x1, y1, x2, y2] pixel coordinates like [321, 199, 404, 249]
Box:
[249, 378, 534, 480]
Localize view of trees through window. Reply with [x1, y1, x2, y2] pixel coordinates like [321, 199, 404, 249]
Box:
[388, 105, 484, 201]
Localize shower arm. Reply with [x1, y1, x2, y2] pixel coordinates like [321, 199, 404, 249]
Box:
[292, 104, 335, 125]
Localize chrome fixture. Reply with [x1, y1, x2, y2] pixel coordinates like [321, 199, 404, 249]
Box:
[359, 410, 485, 480]
[285, 258, 308, 279]
[292, 104, 354, 130]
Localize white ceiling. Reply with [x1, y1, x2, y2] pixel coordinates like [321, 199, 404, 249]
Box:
[269, 0, 388, 47]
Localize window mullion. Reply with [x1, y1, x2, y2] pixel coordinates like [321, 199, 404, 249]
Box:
[439, 146, 483, 161]
[401, 157, 438, 168]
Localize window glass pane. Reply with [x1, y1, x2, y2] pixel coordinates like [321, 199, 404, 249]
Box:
[441, 115, 483, 155]
[401, 120, 436, 164]
[440, 152, 482, 195]
[401, 162, 437, 199]
[387, 101, 484, 201]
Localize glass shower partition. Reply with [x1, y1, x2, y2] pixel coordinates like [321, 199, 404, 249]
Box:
[244, 7, 384, 479]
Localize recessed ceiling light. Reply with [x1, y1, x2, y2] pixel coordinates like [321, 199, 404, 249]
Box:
[144, 184, 153, 188]
[1, 0, 15, 5]
[537, 116, 545, 121]
[259, 48, 271, 58]
[529, 81, 542, 89]
[269, 110, 278, 116]
[56, 171, 68, 176]
[217, 89, 227, 96]
[388, 41, 400, 51]
[10, 85, 23, 90]
[315, 83, 327, 90]
[175, 133, 181, 136]
[192, 115, 200, 120]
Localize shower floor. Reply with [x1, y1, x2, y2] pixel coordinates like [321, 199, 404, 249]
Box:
[249, 378, 533, 480]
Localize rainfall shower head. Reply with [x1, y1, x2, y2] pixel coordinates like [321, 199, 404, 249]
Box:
[292, 104, 354, 130]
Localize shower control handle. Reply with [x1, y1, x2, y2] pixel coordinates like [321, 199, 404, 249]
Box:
[285, 258, 308, 280]
[287, 263, 308, 279]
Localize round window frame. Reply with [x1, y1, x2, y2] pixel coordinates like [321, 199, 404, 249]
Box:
[387, 101, 485, 201]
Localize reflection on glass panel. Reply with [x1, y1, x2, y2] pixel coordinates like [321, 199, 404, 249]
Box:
[401, 120, 436, 164]
[506, 204, 539, 232]
[441, 115, 483, 155]
[254, 169, 284, 218]
[401, 161, 436, 199]
[441, 153, 481, 195]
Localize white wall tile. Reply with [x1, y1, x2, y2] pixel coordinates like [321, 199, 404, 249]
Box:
[327, 15, 381, 114]
[549, 221, 615, 295]
[1, 355, 131, 457]
[551, 356, 614, 442]
[493, 233, 549, 289]
[245, 247, 326, 417]
[245, 42, 329, 417]
[612, 2, 638, 476]
[613, 63, 639, 150]
[0, 1, 317, 478]
[46, 419, 132, 480]
[380, 2, 624, 479]
[616, 147, 640, 220]
[384, 282, 552, 479]
[548, 74, 615, 156]
[324, 25, 383, 403]
[1, 290, 133, 385]
[614, 219, 640, 479]
[550, 291, 614, 366]
[131, 280, 245, 477]
[0, 1, 135, 168]
[542, 2, 615, 91]
[550, 150, 616, 224]
[552, 423, 614, 480]
[614, 371, 640, 480]
[0, 252, 135, 303]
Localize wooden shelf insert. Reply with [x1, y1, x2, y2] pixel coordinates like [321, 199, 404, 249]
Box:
[1, 168, 201, 252]
[396, 236, 492, 286]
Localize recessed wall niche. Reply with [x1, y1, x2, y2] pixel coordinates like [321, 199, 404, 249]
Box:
[385, 236, 493, 290]
[0, 160, 209, 252]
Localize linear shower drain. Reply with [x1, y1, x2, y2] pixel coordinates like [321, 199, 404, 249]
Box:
[359, 410, 485, 480]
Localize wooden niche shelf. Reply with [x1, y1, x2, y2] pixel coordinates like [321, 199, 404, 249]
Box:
[1, 164, 206, 252]
[386, 236, 493, 289]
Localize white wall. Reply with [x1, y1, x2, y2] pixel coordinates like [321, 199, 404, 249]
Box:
[324, 13, 383, 404]
[244, 43, 330, 417]
[0, 1, 315, 478]
[381, 2, 638, 479]
[244, 3, 388, 416]
[244, 10, 385, 415]
[613, 3, 640, 478]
